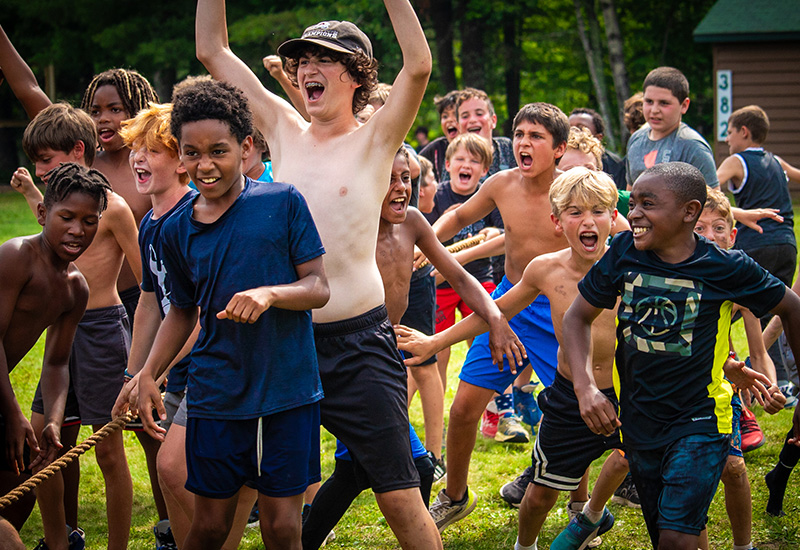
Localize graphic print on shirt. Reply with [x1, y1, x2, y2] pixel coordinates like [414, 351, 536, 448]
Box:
[148, 242, 171, 314]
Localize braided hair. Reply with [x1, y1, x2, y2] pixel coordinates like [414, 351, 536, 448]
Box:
[81, 69, 158, 119]
[43, 162, 112, 212]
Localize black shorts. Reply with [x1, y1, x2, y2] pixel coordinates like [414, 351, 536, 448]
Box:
[31, 380, 81, 425]
[741, 243, 797, 287]
[400, 266, 437, 367]
[314, 305, 419, 493]
[119, 285, 141, 335]
[532, 371, 622, 491]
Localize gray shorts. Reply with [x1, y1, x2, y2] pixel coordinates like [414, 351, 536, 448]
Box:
[163, 390, 187, 432]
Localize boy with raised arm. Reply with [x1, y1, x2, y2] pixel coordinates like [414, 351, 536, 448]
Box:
[0, 164, 109, 535]
[195, 1, 469, 546]
[563, 162, 800, 550]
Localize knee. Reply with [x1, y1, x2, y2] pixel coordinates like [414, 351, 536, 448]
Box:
[449, 397, 482, 425]
[260, 516, 301, 545]
[657, 530, 696, 550]
[520, 486, 558, 515]
[721, 456, 747, 484]
[157, 453, 185, 492]
[94, 438, 127, 472]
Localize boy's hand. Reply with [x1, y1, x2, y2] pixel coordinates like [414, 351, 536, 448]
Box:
[135, 375, 167, 441]
[734, 207, 783, 234]
[394, 324, 436, 366]
[576, 388, 620, 437]
[486, 318, 525, 373]
[262, 55, 285, 80]
[723, 357, 771, 407]
[217, 288, 274, 323]
[30, 422, 62, 473]
[112, 373, 140, 418]
[10, 167, 36, 196]
[762, 386, 786, 415]
[5, 410, 38, 476]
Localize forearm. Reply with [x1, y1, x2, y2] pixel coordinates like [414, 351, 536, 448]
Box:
[140, 306, 197, 380]
[0, 362, 24, 420]
[275, 75, 308, 120]
[385, 0, 431, 78]
[262, 273, 330, 311]
[452, 235, 505, 264]
[562, 306, 598, 395]
[38, 361, 68, 429]
[763, 314, 784, 350]
[433, 211, 465, 243]
[126, 293, 162, 376]
[741, 309, 777, 384]
[0, 25, 50, 118]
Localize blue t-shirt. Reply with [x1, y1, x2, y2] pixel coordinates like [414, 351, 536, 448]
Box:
[160, 178, 325, 419]
[729, 148, 795, 251]
[139, 190, 198, 393]
[578, 231, 785, 450]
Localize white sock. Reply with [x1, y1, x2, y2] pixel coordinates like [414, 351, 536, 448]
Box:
[514, 537, 537, 550]
[582, 501, 604, 524]
[732, 543, 753, 550]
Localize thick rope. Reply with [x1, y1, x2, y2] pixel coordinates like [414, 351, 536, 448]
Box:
[0, 412, 133, 510]
[417, 234, 486, 269]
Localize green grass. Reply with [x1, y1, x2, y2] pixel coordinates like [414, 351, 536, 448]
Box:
[2, 189, 800, 549]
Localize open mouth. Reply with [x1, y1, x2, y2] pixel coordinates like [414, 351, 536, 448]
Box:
[458, 171, 472, 185]
[98, 129, 117, 142]
[579, 231, 599, 250]
[135, 168, 151, 184]
[633, 226, 649, 237]
[389, 196, 407, 213]
[446, 125, 458, 139]
[306, 82, 324, 102]
[63, 241, 83, 255]
[467, 126, 482, 134]
[519, 153, 533, 169]
[198, 177, 220, 186]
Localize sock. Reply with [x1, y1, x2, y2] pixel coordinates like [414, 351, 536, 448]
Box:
[514, 537, 537, 550]
[568, 500, 587, 514]
[733, 543, 753, 550]
[582, 502, 604, 524]
[765, 461, 792, 516]
[495, 393, 515, 415]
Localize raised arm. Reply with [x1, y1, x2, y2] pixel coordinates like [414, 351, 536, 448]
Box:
[562, 294, 619, 436]
[0, 25, 51, 119]
[195, 0, 302, 144]
[263, 54, 309, 121]
[365, 0, 431, 155]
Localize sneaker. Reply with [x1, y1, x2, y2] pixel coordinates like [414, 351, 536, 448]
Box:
[153, 520, 176, 550]
[247, 502, 259, 527]
[495, 414, 529, 443]
[740, 406, 765, 452]
[566, 502, 600, 548]
[481, 408, 500, 439]
[513, 383, 542, 429]
[429, 487, 477, 532]
[610, 473, 641, 508]
[428, 451, 446, 483]
[499, 467, 534, 507]
[34, 526, 85, 550]
[550, 507, 614, 550]
[779, 381, 799, 408]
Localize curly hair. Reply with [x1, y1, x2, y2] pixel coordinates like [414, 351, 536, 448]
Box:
[566, 127, 604, 169]
[624, 92, 645, 135]
[170, 78, 253, 144]
[43, 162, 111, 212]
[81, 68, 159, 119]
[284, 45, 378, 116]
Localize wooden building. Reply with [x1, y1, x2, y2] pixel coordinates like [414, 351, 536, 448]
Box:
[694, 0, 800, 191]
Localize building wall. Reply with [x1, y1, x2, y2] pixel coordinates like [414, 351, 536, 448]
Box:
[713, 41, 800, 191]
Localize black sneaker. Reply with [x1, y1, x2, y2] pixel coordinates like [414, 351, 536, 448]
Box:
[610, 473, 641, 508]
[428, 451, 446, 483]
[499, 466, 534, 508]
[154, 520, 176, 550]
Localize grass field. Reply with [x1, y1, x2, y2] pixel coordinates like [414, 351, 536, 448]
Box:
[2, 188, 800, 549]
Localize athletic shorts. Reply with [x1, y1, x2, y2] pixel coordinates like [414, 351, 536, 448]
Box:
[400, 266, 437, 367]
[119, 285, 141, 336]
[627, 433, 729, 545]
[532, 372, 622, 491]
[729, 393, 743, 458]
[30, 380, 81, 426]
[70, 305, 130, 425]
[314, 304, 419, 493]
[460, 276, 558, 391]
[185, 402, 321, 499]
[435, 281, 496, 332]
[163, 390, 186, 433]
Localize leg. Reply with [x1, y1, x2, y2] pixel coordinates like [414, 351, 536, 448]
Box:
[221, 487, 258, 550]
[156, 424, 193, 547]
[60, 424, 81, 530]
[374, 488, 442, 549]
[765, 428, 800, 517]
[182, 494, 238, 550]
[0, 472, 34, 533]
[658, 530, 700, 550]
[721, 455, 752, 547]
[257, 493, 304, 550]
[136, 430, 168, 520]
[93, 425, 132, 550]
[408, 363, 444, 456]
[517, 483, 559, 546]
[0, 517, 24, 550]
[570, 470, 590, 504]
[589, 450, 630, 512]
[303, 460, 363, 550]
[407, 368, 419, 406]
[437, 347, 451, 393]
[444, 381, 496, 501]
[31, 412, 68, 550]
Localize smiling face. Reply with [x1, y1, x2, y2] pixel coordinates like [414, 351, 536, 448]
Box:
[643, 85, 689, 140]
[694, 208, 736, 249]
[129, 145, 185, 197]
[513, 120, 564, 178]
[381, 153, 412, 224]
[179, 119, 250, 203]
[89, 85, 130, 152]
[458, 97, 496, 142]
[628, 174, 692, 253]
[297, 52, 359, 119]
[445, 145, 489, 195]
[38, 191, 101, 263]
[440, 105, 459, 142]
[552, 201, 615, 260]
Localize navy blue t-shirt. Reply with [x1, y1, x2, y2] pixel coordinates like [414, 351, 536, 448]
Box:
[139, 190, 198, 393]
[160, 178, 325, 419]
[579, 231, 785, 450]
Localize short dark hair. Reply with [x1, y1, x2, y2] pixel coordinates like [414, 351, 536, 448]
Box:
[170, 78, 253, 144]
[512, 103, 570, 148]
[43, 162, 111, 212]
[457, 87, 495, 116]
[570, 108, 605, 136]
[395, 146, 410, 166]
[433, 90, 461, 117]
[728, 105, 770, 144]
[640, 161, 707, 207]
[284, 45, 378, 116]
[643, 67, 689, 103]
[23, 103, 98, 165]
[81, 68, 159, 119]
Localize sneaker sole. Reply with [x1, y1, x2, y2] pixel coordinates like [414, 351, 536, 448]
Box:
[610, 495, 641, 509]
[742, 437, 766, 453]
[494, 432, 529, 443]
[436, 494, 477, 533]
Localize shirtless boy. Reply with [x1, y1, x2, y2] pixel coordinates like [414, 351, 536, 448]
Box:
[0, 163, 108, 537]
[195, 0, 443, 545]
[14, 103, 140, 550]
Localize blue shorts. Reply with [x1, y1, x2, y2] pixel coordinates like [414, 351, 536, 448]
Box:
[185, 402, 321, 499]
[459, 276, 558, 391]
[627, 433, 729, 546]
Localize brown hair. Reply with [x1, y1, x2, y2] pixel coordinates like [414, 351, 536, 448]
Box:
[445, 133, 493, 169]
[23, 103, 98, 165]
[512, 103, 570, 148]
[728, 105, 770, 144]
[624, 92, 645, 134]
[703, 186, 735, 229]
[457, 87, 495, 116]
[642, 67, 689, 103]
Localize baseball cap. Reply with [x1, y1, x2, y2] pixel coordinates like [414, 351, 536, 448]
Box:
[278, 21, 373, 59]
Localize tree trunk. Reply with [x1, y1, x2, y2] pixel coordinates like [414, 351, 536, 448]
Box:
[600, 0, 630, 145]
[573, 0, 618, 151]
[502, 16, 521, 136]
[459, 0, 486, 90]
[429, 0, 457, 92]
